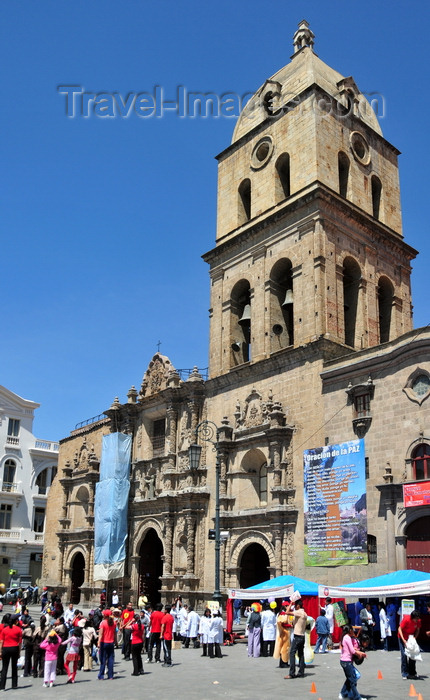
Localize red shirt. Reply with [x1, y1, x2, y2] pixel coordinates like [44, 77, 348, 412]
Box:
[121, 609, 134, 628]
[399, 615, 421, 638]
[160, 613, 174, 641]
[0, 625, 23, 647]
[131, 622, 144, 644]
[150, 610, 164, 634]
[98, 619, 116, 644]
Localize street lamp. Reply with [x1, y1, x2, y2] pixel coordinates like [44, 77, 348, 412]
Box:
[189, 420, 223, 606]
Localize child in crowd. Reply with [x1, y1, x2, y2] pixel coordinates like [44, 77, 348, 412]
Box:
[62, 627, 83, 683]
[40, 629, 61, 688]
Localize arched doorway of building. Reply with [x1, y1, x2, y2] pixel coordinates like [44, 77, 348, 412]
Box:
[406, 516, 430, 572]
[138, 529, 163, 605]
[70, 552, 85, 604]
[239, 542, 270, 589]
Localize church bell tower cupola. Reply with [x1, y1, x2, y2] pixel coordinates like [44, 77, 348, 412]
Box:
[292, 19, 315, 54]
[204, 20, 417, 379]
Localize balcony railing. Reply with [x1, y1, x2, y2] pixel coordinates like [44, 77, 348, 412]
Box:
[6, 436, 19, 446]
[34, 439, 59, 452]
[0, 530, 21, 539]
[1, 482, 21, 494]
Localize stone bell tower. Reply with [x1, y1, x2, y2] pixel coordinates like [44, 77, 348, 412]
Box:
[204, 20, 416, 378]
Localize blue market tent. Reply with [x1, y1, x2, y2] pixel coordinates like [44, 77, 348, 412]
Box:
[319, 569, 430, 598]
[343, 569, 430, 590]
[247, 574, 320, 596]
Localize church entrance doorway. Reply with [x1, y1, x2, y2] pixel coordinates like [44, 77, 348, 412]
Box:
[239, 542, 270, 589]
[406, 516, 430, 572]
[138, 529, 163, 605]
[70, 552, 85, 604]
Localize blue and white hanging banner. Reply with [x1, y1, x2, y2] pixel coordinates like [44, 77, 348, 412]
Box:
[94, 432, 132, 581]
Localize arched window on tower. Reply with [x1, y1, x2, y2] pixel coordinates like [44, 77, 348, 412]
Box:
[275, 153, 290, 201]
[371, 175, 382, 219]
[230, 280, 251, 365]
[269, 258, 294, 352]
[338, 152, 350, 198]
[238, 178, 251, 224]
[412, 444, 430, 481]
[377, 276, 394, 344]
[343, 257, 361, 347]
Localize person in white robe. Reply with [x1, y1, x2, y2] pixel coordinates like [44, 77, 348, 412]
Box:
[378, 602, 391, 651]
[199, 609, 212, 657]
[178, 605, 189, 645]
[261, 605, 277, 656]
[185, 608, 200, 648]
[209, 611, 224, 659]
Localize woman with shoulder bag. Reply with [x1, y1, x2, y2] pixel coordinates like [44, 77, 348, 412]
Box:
[339, 625, 367, 700]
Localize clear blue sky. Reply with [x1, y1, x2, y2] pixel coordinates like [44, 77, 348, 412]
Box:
[2, 0, 429, 441]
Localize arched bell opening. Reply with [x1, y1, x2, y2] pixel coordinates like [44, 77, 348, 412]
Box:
[343, 257, 361, 348]
[269, 258, 294, 352]
[230, 279, 252, 365]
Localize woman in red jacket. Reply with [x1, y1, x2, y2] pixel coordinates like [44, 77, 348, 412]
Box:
[0, 614, 23, 690]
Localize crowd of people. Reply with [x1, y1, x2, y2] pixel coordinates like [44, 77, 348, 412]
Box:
[0, 587, 428, 697]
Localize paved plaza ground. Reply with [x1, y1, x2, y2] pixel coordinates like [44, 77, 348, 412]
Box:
[12, 642, 430, 700]
[6, 605, 429, 699]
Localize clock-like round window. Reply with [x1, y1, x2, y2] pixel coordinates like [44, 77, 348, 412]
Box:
[350, 131, 371, 166]
[412, 374, 430, 397]
[251, 137, 274, 170]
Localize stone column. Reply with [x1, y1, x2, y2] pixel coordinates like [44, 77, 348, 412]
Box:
[186, 515, 196, 575]
[166, 405, 178, 455]
[164, 516, 174, 575]
[129, 555, 141, 594]
[273, 528, 282, 576]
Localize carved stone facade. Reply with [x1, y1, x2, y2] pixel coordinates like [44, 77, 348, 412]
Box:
[43, 22, 430, 607]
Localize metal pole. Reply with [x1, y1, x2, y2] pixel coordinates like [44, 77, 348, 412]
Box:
[213, 437, 222, 605]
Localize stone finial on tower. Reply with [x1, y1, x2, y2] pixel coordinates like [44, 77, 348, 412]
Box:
[293, 19, 315, 54]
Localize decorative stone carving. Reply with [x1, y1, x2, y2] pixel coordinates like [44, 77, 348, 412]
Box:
[235, 389, 284, 430]
[179, 407, 192, 451]
[73, 439, 95, 471]
[144, 473, 156, 499]
[136, 424, 143, 449]
[139, 353, 177, 399]
[285, 531, 294, 573]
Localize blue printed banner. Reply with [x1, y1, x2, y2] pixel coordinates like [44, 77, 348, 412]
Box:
[94, 432, 132, 581]
[304, 439, 367, 567]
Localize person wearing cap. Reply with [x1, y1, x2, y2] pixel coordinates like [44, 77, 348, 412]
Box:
[0, 613, 23, 690]
[111, 590, 119, 607]
[284, 599, 308, 680]
[97, 609, 117, 680]
[41, 587, 49, 611]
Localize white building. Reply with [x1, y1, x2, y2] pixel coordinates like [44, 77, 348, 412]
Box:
[0, 385, 58, 585]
